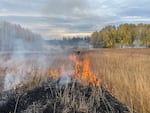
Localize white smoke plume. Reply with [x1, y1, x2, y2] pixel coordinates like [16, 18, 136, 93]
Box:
[0, 22, 76, 91]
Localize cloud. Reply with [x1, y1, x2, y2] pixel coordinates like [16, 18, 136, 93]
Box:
[0, 0, 47, 16]
[44, 0, 120, 37]
[45, 0, 89, 16]
[0, 0, 150, 38]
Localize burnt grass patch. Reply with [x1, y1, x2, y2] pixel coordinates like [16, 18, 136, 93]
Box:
[0, 79, 130, 113]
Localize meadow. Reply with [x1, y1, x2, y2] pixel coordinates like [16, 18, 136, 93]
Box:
[88, 48, 150, 113]
[0, 48, 149, 113]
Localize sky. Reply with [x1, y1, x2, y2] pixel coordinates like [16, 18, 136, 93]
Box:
[0, 0, 150, 39]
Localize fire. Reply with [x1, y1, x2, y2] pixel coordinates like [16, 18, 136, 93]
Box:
[69, 54, 100, 86]
[48, 54, 100, 86]
[69, 54, 81, 78]
[49, 64, 65, 78]
[49, 69, 59, 78]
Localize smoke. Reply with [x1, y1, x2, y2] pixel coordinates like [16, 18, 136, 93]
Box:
[58, 65, 73, 85]
[2, 50, 72, 91]
[0, 21, 44, 51]
[0, 22, 41, 90]
[0, 21, 77, 91]
[59, 73, 71, 86]
[4, 73, 22, 90]
[4, 64, 28, 90]
[2, 54, 74, 91]
[3, 57, 53, 91]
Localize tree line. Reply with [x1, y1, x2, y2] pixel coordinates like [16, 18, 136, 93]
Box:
[62, 36, 89, 45]
[0, 22, 43, 51]
[90, 23, 150, 48]
[46, 36, 89, 46]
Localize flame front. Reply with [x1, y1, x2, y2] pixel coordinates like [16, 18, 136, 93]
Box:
[48, 54, 100, 86]
[69, 54, 100, 86]
[49, 69, 59, 78]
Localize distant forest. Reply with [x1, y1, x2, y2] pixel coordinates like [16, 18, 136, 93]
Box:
[90, 23, 150, 48]
[0, 22, 43, 51]
[46, 36, 89, 46]
[2, 22, 150, 50]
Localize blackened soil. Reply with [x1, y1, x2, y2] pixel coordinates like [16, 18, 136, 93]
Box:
[0, 80, 130, 113]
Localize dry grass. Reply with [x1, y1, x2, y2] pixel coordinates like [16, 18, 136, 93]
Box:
[88, 48, 150, 113]
[0, 54, 72, 91]
[0, 49, 149, 112]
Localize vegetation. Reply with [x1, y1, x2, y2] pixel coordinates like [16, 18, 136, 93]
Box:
[88, 48, 150, 113]
[90, 23, 150, 48]
[1, 48, 149, 113]
[0, 22, 43, 51]
[0, 53, 130, 113]
[46, 36, 89, 46]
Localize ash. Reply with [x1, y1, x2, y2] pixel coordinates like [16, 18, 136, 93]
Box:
[0, 79, 130, 113]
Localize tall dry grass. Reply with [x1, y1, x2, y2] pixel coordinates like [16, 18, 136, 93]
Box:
[88, 48, 150, 113]
[0, 49, 149, 112]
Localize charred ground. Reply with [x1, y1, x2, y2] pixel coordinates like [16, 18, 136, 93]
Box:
[0, 79, 130, 113]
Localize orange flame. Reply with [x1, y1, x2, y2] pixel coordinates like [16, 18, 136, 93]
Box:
[48, 54, 100, 86]
[49, 69, 59, 78]
[49, 65, 65, 78]
[69, 54, 81, 78]
[69, 54, 100, 86]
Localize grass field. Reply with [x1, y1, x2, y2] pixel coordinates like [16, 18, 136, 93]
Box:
[88, 48, 150, 113]
[0, 48, 149, 113]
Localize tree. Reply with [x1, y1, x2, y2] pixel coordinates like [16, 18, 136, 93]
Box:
[90, 23, 150, 48]
[90, 31, 100, 47]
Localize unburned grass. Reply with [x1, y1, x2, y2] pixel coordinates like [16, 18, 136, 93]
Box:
[88, 48, 150, 113]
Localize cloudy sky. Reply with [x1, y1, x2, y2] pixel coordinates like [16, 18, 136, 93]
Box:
[0, 0, 150, 39]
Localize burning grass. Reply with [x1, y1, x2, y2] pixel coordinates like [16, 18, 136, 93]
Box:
[0, 51, 130, 113]
[69, 54, 100, 86]
[88, 48, 150, 113]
